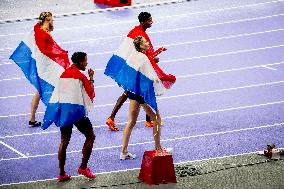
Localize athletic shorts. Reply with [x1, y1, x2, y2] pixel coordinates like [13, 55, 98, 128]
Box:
[127, 91, 145, 104]
[60, 116, 93, 137]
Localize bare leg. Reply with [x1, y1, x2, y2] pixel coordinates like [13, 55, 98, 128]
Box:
[30, 92, 40, 122]
[80, 132, 95, 169]
[146, 114, 151, 122]
[109, 92, 128, 120]
[121, 100, 140, 154]
[75, 118, 96, 169]
[141, 104, 162, 150]
[58, 133, 71, 176]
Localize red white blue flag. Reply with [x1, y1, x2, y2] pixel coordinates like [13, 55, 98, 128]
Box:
[104, 26, 175, 112]
[42, 64, 95, 129]
[10, 23, 70, 105]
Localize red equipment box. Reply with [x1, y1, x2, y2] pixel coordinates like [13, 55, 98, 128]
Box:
[138, 150, 177, 185]
[94, 0, 132, 7]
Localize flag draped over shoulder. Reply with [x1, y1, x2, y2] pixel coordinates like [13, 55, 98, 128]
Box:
[9, 23, 92, 130]
[105, 37, 167, 112]
[128, 26, 176, 89]
[42, 64, 95, 129]
[9, 23, 70, 105]
[104, 26, 175, 112]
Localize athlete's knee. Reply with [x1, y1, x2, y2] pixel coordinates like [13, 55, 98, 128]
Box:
[118, 93, 128, 102]
[60, 135, 71, 147]
[127, 118, 137, 128]
[86, 131, 96, 142]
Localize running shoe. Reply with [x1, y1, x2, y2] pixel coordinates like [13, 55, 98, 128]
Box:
[164, 147, 173, 154]
[120, 152, 136, 160]
[145, 121, 154, 128]
[78, 167, 96, 179]
[145, 121, 165, 128]
[29, 121, 41, 127]
[106, 118, 119, 131]
[57, 173, 71, 182]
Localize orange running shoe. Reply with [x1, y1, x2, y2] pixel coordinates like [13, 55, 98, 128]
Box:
[145, 121, 164, 128]
[106, 118, 119, 131]
[145, 121, 154, 128]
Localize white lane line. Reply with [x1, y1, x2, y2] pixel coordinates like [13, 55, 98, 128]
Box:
[5, 39, 280, 66]
[0, 0, 283, 37]
[1, 80, 284, 117]
[1, 122, 283, 161]
[82, 28, 284, 56]
[1, 57, 284, 86]
[94, 84, 117, 88]
[1, 16, 284, 52]
[161, 44, 284, 63]
[60, 34, 124, 45]
[176, 61, 284, 78]
[0, 62, 12, 66]
[60, 28, 284, 56]
[97, 99, 284, 126]
[174, 147, 284, 165]
[0, 47, 13, 51]
[1, 40, 284, 83]
[149, 13, 284, 35]
[0, 77, 24, 82]
[1, 13, 283, 64]
[159, 80, 284, 100]
[163, 101, 284, 119]
[0, 93, 34, 99]
[60, 17, 284, 45]
[0, 55, 284, 96]
[261, 65, 278, 70]
[1, 59, 284, 85]
[0, 150, 266, 186]
[162, 28, 284, 47]
[0, 168, 129, 186]
[0, 84, 118, 99]
[84, 27, 284, 55]
[0, 141, 27, 158]
[0, 68, 105, 82]
[1, 97, 284, 139]
[0, 130, 70, 140]
[2, 22, 284, 65]
[1, 60, 284, 99]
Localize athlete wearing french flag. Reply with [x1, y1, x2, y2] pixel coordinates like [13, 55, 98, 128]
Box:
[105, 12, 176, 131]
[46, 52, 96, 181]
[104, 13, 176, 160]
[10, 13, 96, 181]
[10, 12, 69, 127]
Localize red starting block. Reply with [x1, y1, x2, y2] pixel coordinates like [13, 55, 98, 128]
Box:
[94, 0, 132, 7]
[138, 150, 177, 185]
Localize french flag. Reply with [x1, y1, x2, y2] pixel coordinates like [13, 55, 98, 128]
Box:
[127, 26, 176, 90]
[10, 23, 70, 105]
[104, 37, 172, 112]
[42, 64, 95, 129]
